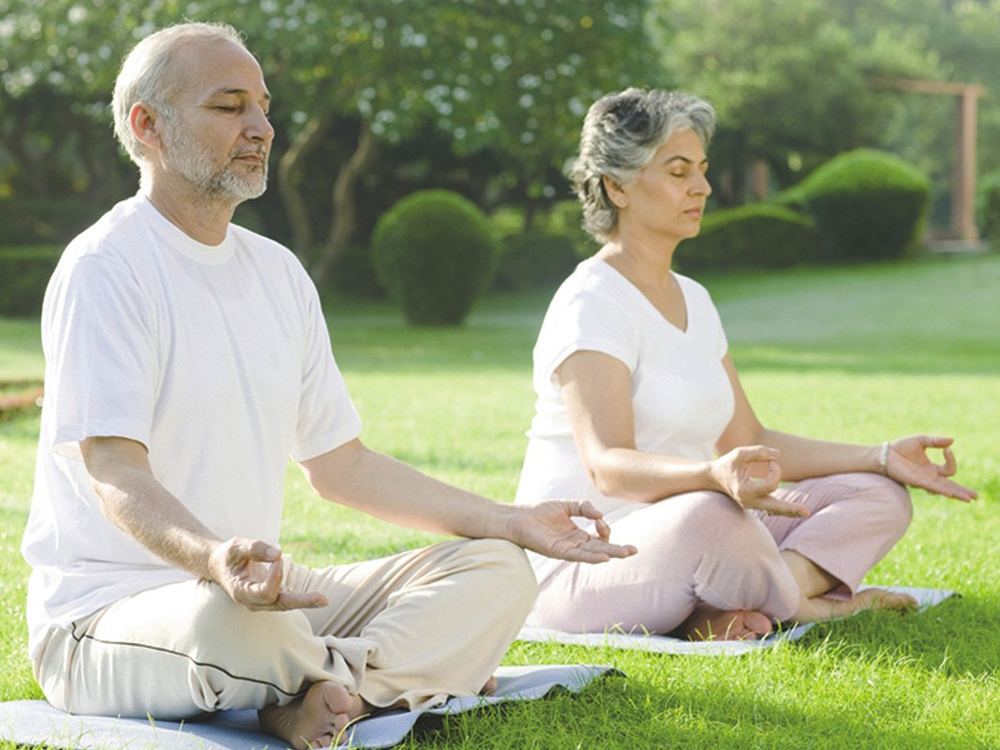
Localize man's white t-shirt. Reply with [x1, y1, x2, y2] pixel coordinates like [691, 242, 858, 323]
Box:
[21, 194, 362, 657]
[514, 258, 735, 580]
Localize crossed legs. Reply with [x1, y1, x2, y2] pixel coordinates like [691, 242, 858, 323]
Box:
[526, 473, 914, 640]
[34, 538, 536, 748]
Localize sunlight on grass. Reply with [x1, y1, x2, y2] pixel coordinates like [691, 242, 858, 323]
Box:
[0, 253, 997, 747]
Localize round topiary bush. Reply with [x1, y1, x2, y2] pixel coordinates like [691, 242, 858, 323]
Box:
[794, 149, 931, 263]
[494, 232, 580, 291]
[372, 189, 498, 326]
[676, 203, 820, 274]
[976, 169, 1000, 249]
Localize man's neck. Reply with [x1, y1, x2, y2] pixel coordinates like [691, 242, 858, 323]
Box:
[143, 177, 238, 246]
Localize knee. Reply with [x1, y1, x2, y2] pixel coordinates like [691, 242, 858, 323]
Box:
[464, 538, 538, 609]
[853, 473, 914, 536]
[671, 491, 762, 551]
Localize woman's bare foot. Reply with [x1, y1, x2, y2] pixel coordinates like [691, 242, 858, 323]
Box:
[480, 675, 498, 696]
[789, 586, 918, 624]
[674, 603, 773, 641]
[258, 681, 368, 749]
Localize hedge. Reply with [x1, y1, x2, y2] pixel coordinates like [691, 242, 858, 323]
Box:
[977, 170, 1000, 249]
[790, 149, 931, 263]
[676, 203, 819, 274]
[493, 232, 579, 291]
[0, 246, 62, 317]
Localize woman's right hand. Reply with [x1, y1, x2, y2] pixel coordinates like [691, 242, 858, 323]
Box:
[709, 446, 810, 518]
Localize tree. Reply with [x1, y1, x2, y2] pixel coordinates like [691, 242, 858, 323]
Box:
[252, 0, 655, 284]
[2, 0, 655, 283]
[648, 0, 941, 204]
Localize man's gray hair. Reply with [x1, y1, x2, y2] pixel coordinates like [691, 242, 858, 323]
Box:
[112, 22, 247, 165]
[571, 88, 716, 243]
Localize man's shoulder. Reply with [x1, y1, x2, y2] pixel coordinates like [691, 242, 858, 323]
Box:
[230, 223, 303, 269]
[57, 195, 150, 271]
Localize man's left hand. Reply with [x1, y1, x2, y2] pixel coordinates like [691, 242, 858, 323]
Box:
[504, 500, 638, 564]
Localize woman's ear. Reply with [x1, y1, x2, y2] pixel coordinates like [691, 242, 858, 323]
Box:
[602, 175, 628, 209]
[130, 103, 164, 152]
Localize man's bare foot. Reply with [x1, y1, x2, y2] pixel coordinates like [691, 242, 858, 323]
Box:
[675, 604, 773, 641]
[258, 681, 368, 749]
[480, 675, 498, 696]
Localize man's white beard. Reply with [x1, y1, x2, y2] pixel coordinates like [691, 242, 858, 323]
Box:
[162, 119, 267, 202]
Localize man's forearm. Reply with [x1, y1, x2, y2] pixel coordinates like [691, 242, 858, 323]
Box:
[302, 440, 513, 540]
[83, 437, 221, 580]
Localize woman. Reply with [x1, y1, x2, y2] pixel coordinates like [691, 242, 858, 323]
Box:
[514, 88, 977, 641]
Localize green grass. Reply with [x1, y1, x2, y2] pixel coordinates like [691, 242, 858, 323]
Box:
[1, 252, 998, 748]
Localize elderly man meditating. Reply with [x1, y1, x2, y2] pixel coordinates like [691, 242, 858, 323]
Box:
[20, 22, 634, 749]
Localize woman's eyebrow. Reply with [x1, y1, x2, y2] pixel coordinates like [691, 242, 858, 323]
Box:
[665, 155, 709, 165]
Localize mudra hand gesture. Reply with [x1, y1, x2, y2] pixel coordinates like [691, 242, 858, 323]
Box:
[885, 435, 978, 502]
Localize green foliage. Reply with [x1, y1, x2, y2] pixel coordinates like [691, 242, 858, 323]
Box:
[371, 190, 498, 326]
[792, 149, 930, 263]
[0, 198, 105, 246]
[677, 204, 819, 273]
[494, 232, 579, 291]
[0, 247, 61, 317]
[324, 243, 385, 301]
[976, 170, 1000, 249]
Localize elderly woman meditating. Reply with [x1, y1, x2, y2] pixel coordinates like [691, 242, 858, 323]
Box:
[514, 87, 977, 640]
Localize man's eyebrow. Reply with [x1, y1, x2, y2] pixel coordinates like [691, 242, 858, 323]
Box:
[211, 87, 272, 103]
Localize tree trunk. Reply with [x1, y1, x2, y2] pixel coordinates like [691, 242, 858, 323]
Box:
[312, 122, 378, 288]
[276, 112, 334, 266]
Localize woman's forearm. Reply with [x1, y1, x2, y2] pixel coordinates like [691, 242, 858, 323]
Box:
[586, 447, 720, 503]
[754, 428, 882, 482]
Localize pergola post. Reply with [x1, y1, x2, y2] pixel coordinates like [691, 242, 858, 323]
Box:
[870, 78, 986, 243]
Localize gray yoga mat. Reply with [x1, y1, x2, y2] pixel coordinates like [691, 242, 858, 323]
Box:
[517, 586, 957, 656]
[0, 663, 618, 750]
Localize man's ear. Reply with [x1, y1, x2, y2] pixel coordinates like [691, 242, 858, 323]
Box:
[130, 103, 164, 151]
[602, 175, 628, 209]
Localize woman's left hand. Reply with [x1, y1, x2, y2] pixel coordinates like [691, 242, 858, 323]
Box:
[886, 435, 978, 502]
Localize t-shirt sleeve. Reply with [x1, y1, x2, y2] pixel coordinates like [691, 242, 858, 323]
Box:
[537, 290, 639, 389]
[289, 277, 363, 462]
[44, 254, 158, 460]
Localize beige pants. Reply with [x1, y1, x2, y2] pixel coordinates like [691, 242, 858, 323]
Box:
[34, 538, 536, 719]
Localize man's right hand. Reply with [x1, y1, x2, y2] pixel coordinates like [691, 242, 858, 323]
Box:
[207, 537, 328, 612]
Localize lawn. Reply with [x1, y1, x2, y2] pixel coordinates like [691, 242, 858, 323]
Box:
[0, 252, 998, 749]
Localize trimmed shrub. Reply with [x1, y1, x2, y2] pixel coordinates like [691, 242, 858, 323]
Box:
[676, 203, 820, 274]
[976, 170, 1000, 249]
[0, 246, 62, 317]
[494, 232, 579, 291]
[793, 149, 931, 263]
[0, 198, 105, 246]
[372, 190, 498, 326]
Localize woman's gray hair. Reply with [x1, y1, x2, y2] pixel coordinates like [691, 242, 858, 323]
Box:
[112, 22, 247, 165]
[571, 88, 716, 242]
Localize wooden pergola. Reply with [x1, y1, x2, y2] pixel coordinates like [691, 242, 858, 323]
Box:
[871, 78, 987, 243]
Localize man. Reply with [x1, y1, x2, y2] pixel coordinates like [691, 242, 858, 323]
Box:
[21, 22, 635, 749]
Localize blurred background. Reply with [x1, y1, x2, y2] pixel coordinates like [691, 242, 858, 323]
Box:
[0, 0, 997, 315]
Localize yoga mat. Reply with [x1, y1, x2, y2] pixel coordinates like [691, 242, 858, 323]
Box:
[0, 663, 618, 750]
[516, 586, 957, 656]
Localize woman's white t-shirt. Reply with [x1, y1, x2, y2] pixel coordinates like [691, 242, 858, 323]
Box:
[515, 258, 735, 579]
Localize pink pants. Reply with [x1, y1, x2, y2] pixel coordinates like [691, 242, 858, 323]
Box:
[527, 473, 913, 634]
